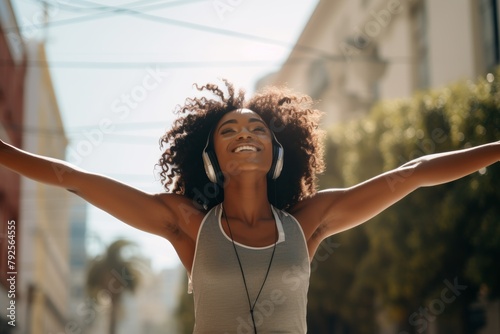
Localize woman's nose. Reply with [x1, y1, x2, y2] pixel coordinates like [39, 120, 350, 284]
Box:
[237, 128, 253, 139]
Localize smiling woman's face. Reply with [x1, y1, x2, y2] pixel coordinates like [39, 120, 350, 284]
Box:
[213, 108, 274, 178]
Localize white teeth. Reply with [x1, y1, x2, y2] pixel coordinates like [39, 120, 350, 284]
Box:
[234, 145, 258, 153]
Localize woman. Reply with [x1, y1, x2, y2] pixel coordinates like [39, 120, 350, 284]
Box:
[1, 80, 499, 333]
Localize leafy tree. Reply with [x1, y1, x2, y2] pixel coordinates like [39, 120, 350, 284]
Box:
[309, 70, 500, 333]
[86, 239, 143, 334]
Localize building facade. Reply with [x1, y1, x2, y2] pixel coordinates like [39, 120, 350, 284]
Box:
[15, 41, 71, 334]
[0, 0, 26, 332]
[257, 0, 500, 125]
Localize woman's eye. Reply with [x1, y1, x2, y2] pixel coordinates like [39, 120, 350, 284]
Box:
[253, 127, 266, 132]
[220, 128, 235, 135]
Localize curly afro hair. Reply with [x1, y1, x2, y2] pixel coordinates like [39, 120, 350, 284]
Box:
[158, 79, 325, 211]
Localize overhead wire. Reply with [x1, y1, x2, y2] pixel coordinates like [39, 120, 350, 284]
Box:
[32, 0, 185, 12]
[0, 59, 300, 69]
[1, 126, 166, 150]
[0, 0, 416, 75]
[37, 0, 209, 12]
[70, 0, 335, 59]
[2, 121, 169, 135]
[0, 54, 412, 70]
[5, 0, 399, 65]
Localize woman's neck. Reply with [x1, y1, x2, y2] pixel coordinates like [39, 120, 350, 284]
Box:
[222, 175, 272, 226]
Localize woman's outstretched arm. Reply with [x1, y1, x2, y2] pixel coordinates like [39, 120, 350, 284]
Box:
[298, 141, 500, 239]
[0, 139, 193, 241]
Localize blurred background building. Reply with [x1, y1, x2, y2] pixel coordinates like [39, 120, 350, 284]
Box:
[257, 0, 500, 125]
[0, 1, 25, 333]
[67, 196, 89, 331]
[1, 1, 79, 332]
[16, 39, 71, 334]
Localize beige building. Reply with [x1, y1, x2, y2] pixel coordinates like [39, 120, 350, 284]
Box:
[0, 0, 25, 333]
[15, 41, 71, 334]
[257, 0, 499, 125]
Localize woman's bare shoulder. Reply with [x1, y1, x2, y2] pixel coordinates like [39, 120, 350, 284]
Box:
[155, 192, 207, 239]
[288, 189, 345, 239]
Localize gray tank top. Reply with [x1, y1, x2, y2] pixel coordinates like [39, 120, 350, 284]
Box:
[189, 204, 310, 333]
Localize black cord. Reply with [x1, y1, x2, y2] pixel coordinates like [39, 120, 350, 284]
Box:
[222, 205, 278, 334]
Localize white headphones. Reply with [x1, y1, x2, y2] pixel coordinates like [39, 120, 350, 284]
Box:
[202, 128, 284, 184]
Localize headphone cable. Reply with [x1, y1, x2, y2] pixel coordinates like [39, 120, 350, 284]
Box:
[222, 204, 278, 334]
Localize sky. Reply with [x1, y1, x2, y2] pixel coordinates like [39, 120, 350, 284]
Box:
[11, 0, 320, 271]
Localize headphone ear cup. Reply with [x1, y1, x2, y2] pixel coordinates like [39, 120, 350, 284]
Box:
[268, 134, 284, 180]
[202, 149, 217, 183]
[202, 130, 222, 184]
[272, 143, 284, 179]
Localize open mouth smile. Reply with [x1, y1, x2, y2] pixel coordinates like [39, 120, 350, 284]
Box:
[232, 145, 261, 153]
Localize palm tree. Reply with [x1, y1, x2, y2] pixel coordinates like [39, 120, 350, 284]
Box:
[86, 239, 143, 334]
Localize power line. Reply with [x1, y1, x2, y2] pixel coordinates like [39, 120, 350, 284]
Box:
[8, 0, 214, 33]
[7, 1, 415, 67]
[64, 121, 168, 132]
[75, 2, 335, 59]
[2, 121, 169, 135]
[10, 120, 167, 130]
[0, 58, 286, 69]
[8, 0, 337, 61]
[49, 0, 208, 12]
[32, 0, 187, 12]
[0, 55, 407, 70]
[74, 0, 334, 58]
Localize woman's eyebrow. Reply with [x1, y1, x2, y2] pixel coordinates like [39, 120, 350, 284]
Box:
[217, 119, 238, 132]
[249, 118, 266, 126]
